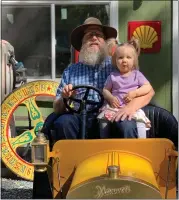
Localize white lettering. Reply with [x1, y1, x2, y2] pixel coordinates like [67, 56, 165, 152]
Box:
[94, 185, 131, 198]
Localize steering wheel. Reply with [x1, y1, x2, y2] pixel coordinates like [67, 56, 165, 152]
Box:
[63, 85, 104, 114]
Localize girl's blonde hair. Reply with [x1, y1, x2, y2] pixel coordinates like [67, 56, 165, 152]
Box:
[112, 37, 140, 70]
[106, 38, 118, 56]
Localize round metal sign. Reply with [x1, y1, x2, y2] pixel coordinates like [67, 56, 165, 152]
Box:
[1, 80, 58, 180]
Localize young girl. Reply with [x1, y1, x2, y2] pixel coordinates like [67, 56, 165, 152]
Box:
[98, 37, 153, 138]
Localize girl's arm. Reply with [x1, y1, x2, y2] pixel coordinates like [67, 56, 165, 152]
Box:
[129, 86, 155, 109]
[124, 82, 152, 103]
[103, 88, 114, 102]
[135, 82, 152, 97]
[103, 87, 120, 108]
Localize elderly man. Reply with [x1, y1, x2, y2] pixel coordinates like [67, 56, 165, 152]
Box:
[43, 17, 154, 140]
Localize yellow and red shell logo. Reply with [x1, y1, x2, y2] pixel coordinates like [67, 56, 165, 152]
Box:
[128, 21, 161, 53]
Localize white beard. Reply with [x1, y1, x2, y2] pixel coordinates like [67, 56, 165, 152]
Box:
[79, 43, 108, 66]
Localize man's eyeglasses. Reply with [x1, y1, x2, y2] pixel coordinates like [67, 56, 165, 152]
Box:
[84, 31, 105, 39]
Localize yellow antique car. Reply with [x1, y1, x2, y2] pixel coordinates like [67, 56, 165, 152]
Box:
[1, 80, 178, 199]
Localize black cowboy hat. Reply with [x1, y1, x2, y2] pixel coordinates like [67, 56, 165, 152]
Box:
[71, 17, 117, 51]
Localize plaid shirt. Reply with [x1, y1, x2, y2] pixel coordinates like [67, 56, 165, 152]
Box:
[56, 57, 113, 103]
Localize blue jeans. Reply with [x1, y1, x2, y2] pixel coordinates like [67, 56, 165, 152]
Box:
[42, 112, 99, 140]
[112, 119, 138, 138]
[42, 112, 137, 141]
[99, 120, 141, 138]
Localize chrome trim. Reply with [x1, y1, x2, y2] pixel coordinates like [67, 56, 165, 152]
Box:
[172, 0, 178, 121]
[69, 174, 161, 192]
[67, 174, 161, 198]
[165, 157, 172, 199]
[110, 1, 119, 41]
[51, 4, 56, 79]
[2, 1, 111, 5]
[108, 165, 120, 179]
[0, 3, 2, 104]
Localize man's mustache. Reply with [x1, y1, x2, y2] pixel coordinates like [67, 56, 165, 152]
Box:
[87, 42, 100, 47]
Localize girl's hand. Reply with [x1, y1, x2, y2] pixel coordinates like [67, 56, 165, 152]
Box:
[123, 90, 137, 103]
[108, 96, 120, 108]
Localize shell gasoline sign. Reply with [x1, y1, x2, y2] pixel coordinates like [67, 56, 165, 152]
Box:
[128, 21, 161, 53]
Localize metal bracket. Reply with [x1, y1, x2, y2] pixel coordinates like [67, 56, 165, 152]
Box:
[166, 149, 178, 158]
[165, 148, 178, 199]
[48, 150, 61, 158]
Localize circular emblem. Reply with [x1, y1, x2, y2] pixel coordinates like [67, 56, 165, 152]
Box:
[1, 80, 59, 180]
[132, 25, 158, 49]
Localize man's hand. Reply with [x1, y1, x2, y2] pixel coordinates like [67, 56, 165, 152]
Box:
[123, 90, 137, 103]
[108, 96, 120, 108]
[111, 104, 136, 122]
[54, 84, 76, 114]
[110, 88, 155, 122]
[62, 84, 75, 98]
